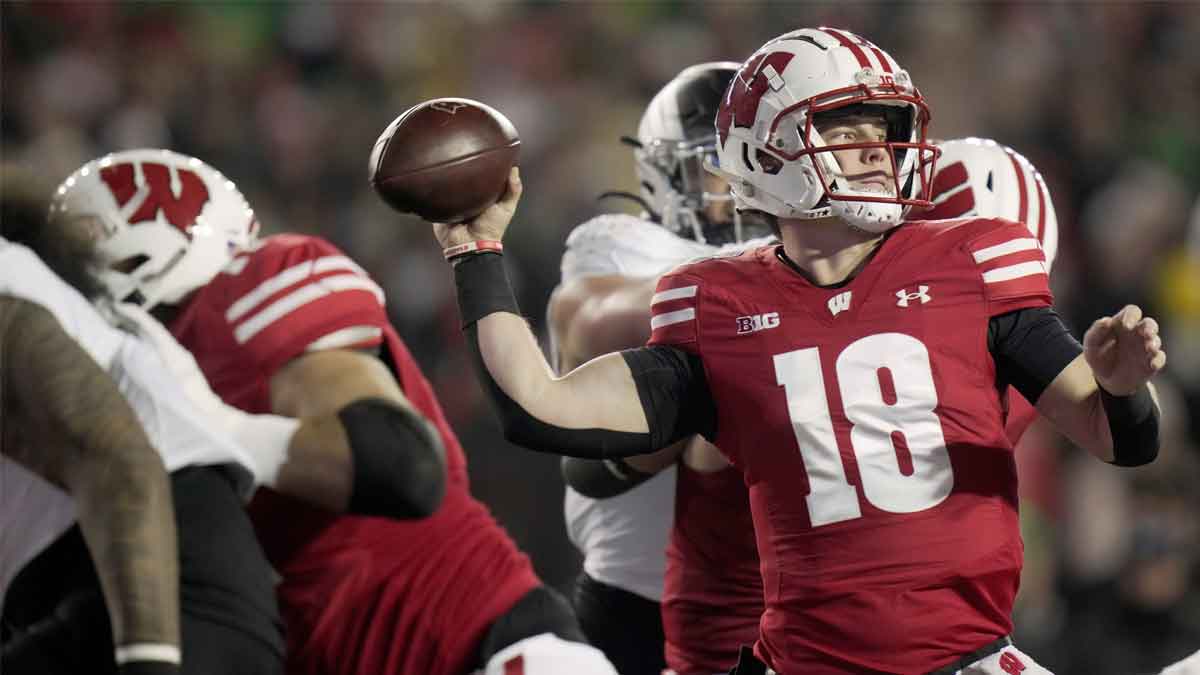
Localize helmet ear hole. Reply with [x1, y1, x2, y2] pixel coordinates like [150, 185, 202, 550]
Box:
[111, 253, 150, 274]
[755, 150, 784, 175]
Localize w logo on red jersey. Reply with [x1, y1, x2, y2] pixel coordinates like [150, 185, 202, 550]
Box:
[99, 162, 210, 235]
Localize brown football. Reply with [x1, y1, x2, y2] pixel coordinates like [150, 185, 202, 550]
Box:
[369, 98, 520, 223]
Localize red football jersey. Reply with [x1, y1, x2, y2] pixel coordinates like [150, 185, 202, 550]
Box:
[169, 234, 539, 675]
[663, 464, 763, 675]
[648, 218, 1052, 674]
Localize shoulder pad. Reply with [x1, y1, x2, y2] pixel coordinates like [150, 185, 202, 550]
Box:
[561, 214, 713, 281]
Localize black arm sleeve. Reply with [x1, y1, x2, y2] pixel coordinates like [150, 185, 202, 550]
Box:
[338, 397, 447, 519]
[988, 306, 1082, 404]
[989, 306, 1160, 466]
[463, 325, 713, 459]
[454, 250, 716, 459]
[561, 456, 656, 499]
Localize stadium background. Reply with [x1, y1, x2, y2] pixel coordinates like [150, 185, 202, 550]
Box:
[3, 3, 1199, 672]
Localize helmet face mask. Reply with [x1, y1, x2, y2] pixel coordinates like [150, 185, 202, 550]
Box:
[713, 28, 940, 234]
[635, 134, 748, 245]
[631, 61, 771, 245]
[51, 149, 258, 309]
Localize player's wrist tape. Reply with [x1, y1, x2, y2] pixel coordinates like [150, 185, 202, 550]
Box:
[115, 643, 181, 665]
[115, 643, 181, 674]
[1098, 383, 1160, 467]
[453, 250, 520, 327]
[444, 239, 503, 261]
[338, 397, 447, 518]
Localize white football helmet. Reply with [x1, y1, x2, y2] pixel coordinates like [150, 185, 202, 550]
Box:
[51, 148, 258, 309]
[711, 27, 938, 233]
[924, 137, 1059, 270]
[629, 62, 756, 244]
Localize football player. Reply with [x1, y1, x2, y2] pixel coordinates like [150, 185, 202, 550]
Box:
[561, 130, 1065, 674]
[46, 149, 617, 675]
[551, 62, 768, 675]
[0, 180, 251, 675]
[434, 27, 1164, 674]
[1, 157, 448, 675]
[0, 197, 180, 675]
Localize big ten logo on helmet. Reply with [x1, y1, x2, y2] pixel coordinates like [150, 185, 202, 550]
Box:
[736, 311, 780, 335]
[99, 163, 210, 235]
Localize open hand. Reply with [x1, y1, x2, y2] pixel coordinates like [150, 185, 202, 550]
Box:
[433, 167, 522, 250]
[1083, 304, 1166, 395]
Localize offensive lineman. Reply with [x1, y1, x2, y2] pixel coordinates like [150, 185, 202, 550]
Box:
[2, 160, 447, 674]
[43, 149, 617, 675]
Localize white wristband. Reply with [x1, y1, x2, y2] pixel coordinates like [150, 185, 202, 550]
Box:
[115, 643, 182, 665]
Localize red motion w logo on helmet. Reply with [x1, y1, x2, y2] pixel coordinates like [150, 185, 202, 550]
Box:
[921, 161, 975, 220]
[716, 51, 795, 148]
[99, 163, 210, 235]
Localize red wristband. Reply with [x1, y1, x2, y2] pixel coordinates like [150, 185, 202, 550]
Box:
[443, 240, 503, 261]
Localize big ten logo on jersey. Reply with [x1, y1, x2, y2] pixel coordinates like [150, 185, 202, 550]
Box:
[99, 163, 210, 235]
[736, 311, 779, 335]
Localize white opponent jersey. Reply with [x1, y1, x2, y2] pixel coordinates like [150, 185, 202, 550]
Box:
[0, 238, 256, 607]
[557, 215, 713, 601]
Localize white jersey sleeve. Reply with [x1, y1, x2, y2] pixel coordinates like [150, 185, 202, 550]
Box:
[0, 239, 124, 368]
[111, 302, 297, 491]
[560, 214, 714, 282]
[0, 459, 77, 612]
[109, 335, 258, 497]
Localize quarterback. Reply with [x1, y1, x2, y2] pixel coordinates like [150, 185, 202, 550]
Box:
[435, 27, 1164, 675]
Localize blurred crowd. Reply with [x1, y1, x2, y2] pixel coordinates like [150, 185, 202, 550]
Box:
[3, 3, 1199, 672]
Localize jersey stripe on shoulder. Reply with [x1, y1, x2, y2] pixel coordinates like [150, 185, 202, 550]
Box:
[966, 222, 1051, 306]
[971, 237, 1040, 263]
[226, 255, 367, 322]
[649, 277, 699, 347]
[232, 273, 384, 344]
[651, 285, 698, 305]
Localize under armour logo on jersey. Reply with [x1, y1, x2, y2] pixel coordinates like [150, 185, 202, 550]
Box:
[827, 291, 852, 316]
[431, 101, 469, 115]
[736, 311, 780, 335]
[896, 286, 931, 307]
[998, 651, 1026, 674]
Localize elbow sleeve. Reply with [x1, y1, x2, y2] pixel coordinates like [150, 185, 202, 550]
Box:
[463, 324, 660, 459]
[561, 456, 655, 499]
[338, 397, 447, 518]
